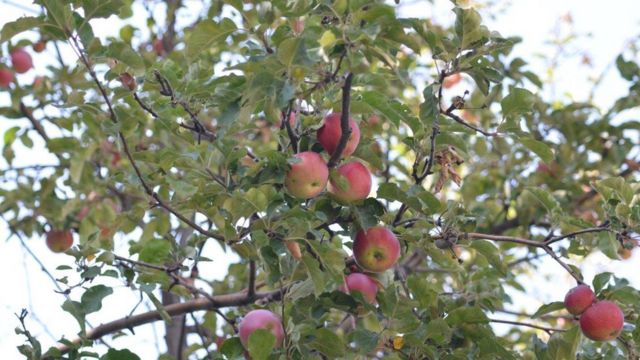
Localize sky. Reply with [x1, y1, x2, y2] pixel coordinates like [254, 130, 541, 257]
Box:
[0, 0, 639, 358]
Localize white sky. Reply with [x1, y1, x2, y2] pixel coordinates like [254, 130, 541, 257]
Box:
[0, 0, 639, 358]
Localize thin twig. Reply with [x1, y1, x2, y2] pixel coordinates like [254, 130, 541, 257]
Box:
[327, 72, 354, 168]
[247, 260, 257, 300]
[488, 318, 565, 334]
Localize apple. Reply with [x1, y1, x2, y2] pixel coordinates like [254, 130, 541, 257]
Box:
[353, 226, 401, 273]
[153, 38, 164, 56]
[33, 41, 46, 53]
[0, 68, 13, 88]
[618, 239, 637, 260]
[291, 18, 304, 35]
[564, 284, 595, 315]
[284, 151, 329, 199]
[238, 309, 285, 349]
[328, 160, 372, 203]
[579, 300, 624, 341]
[11, 48, 33, 74]
[317, 113, 360, 158]
[285, 240, 302, 260]
[443, 73, 462, 89]
[343, 273, 378, 303]
[45, 230, 73, 253]
[119, 72, 137, 91]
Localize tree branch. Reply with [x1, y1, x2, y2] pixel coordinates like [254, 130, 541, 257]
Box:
[19, 101, 49, 142]
[327, 72, 354, 168]
[52, 286, 290, 355]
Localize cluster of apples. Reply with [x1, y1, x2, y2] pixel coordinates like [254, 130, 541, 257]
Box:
[284, 113, 401, 272]
[0, 47, 35, 88]
[235, 113, 402, 355]
[564, 284, 625, 341]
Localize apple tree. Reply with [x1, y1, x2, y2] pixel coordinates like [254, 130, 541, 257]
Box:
[1, 0, 639, 359]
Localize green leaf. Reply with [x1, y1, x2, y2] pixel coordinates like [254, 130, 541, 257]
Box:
[220, 337, 244, 358]
[470, 240, 507, 276]
[82, 0, 125, 20]
[446, 306, 488, 325]
[524, 187, 560, 213]
[598, 232, 619, 260]
[501, 88, 535, 118]
[138, 239, 172, 264]
[531, 301, 565, 319]
[100, 348, 141, 360]
[307, 328, 345, 357]
[547, 326, 581, 360]
[106, 42, 145, 74]
[248, 328, 276, 360]
[81, 285, 113, 314]
[425, 318, 452, 345]
[453, 7, 489, 49]
[519, 137, 554, 164]
[186, 18, 237, 59]
[348, 329, 379, 354]
[41, 0, 73, 32]
[301, 254, 328, 296]
[361, 91, 420, 132]
[419, 84, 439, 125]
[62, 300, 86, 332]
[0, 16, 44, 44]
[592, 272, 613, 293]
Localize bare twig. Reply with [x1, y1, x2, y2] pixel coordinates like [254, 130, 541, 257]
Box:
[327, 72, 354, 168]
[19, 101, 49, 142]
[488, 318, 566, 334]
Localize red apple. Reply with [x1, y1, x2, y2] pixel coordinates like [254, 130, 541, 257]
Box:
[579, 300, 624, 341]
[317, 113, 360, 158]
[353, 226, 401, 273]
[119, 72, 137, 91]
[33, 41, 46, 53]
[0, 68, 13, 88]
[343, 273, 378, 303]
[284, 151, 329, 199]
[11, 48, 33, 74]
[45, 230, 73, 253]
[238, 309, 285, 349]
[328, 160, 371, 203]
[564, 284, 595, 315]
[442, 73, 461, 89]
[153, 38, 164, 56]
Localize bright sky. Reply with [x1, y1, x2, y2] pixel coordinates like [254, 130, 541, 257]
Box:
[0, 0, 639, 358]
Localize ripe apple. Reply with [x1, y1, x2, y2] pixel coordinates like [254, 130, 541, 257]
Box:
[45, 230, 73, 253]
[579, 300, 624, 341]
[153, 38, 164, 56]
[11, 48, 33, 74]
[328, 160, 372, 203]
[285, 240, 302, 260]
[119, 72, 137, 91]
[343, 273, 378, 303]
[353, 226, 401, 273]
[284, 151, 329, 199]
[238, 309, 285, 349]
[564, 284, 595, 315]
[317, 113, 361, 158]
[33, 41, 46, 53]
[443, 73, 462, 89]
[0, 68, 13, 88]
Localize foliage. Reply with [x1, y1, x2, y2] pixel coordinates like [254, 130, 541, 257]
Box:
[1, 0, 639, 359]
